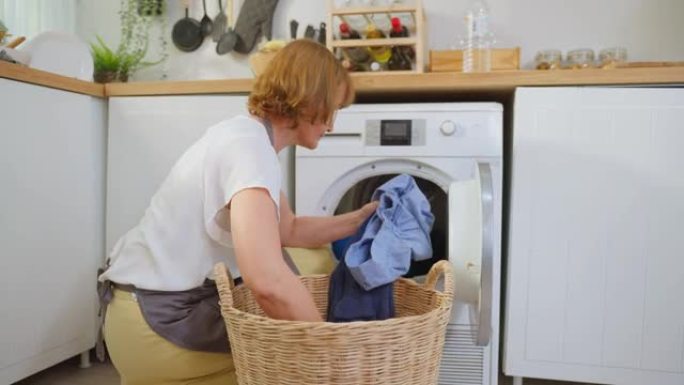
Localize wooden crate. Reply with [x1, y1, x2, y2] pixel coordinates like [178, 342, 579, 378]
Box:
[429, 47, 521, 72]
[326, 0, 427, 74]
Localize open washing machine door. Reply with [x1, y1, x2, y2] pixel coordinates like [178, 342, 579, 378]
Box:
[448, 162, 494, 347]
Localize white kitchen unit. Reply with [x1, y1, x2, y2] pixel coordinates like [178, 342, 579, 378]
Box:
[504, 87, 684, 385]
[0, 79, 106, 383]
[106, 95, 294, 254]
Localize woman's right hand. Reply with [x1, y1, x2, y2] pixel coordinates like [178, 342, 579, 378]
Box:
[354, 200, 379, 228]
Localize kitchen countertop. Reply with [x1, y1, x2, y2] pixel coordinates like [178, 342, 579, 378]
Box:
[2, 60, 683, 98]
[0, 60, 105, 97]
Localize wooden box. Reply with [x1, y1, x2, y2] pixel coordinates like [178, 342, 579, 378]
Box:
[429, 47, 521, 72]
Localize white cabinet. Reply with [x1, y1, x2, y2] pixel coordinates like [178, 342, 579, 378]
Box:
[106, 95, 294, 254]
[504, 87, 684, 385]
[0, 79, 106, 383]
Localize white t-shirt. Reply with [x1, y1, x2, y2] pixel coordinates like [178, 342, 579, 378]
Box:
[100, 115, 281, 291]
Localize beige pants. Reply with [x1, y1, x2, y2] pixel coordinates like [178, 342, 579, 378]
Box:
[103, 289, 237, 385]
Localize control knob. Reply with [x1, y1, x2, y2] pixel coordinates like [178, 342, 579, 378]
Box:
[440, 120, 458, 136]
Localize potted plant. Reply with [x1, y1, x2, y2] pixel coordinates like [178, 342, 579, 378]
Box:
[90, 0, 167, 83]
[90, 36, 122, 83]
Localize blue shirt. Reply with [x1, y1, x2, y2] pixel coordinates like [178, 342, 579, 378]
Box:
[345, 174, 435, 290]
[327, 174, 434, 322]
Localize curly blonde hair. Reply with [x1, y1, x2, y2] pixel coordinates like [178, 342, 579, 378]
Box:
[248, 39, 354, 128]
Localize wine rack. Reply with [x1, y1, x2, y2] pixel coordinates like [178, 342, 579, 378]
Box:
[326, 0, 426, 74]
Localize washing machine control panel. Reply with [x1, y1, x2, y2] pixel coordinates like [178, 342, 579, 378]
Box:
[365, 119, 426, 146]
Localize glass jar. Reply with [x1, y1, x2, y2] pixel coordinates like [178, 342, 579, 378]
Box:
[535, 49, 562, 70]
[599, 47, 627, 69]
[566, 48, 595, 69]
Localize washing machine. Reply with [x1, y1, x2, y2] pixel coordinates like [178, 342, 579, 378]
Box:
[295, 102, 503, 385]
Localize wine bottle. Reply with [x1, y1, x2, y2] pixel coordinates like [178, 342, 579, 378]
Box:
[339, 22, 372, 71]
[389, 17, 415, 60]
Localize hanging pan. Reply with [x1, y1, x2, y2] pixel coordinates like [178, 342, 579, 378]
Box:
[172, 0, 203, 52]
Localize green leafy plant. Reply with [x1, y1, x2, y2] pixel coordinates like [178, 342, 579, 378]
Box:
[90, 36, 118, 72]
[90, 35, 147, 83]
[91, 0, 168, 83]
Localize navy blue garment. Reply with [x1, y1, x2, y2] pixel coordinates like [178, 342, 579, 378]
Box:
[326, 261, 394, 322]
[326, 225, 395, 322]
[331, 235, 352, 261]
[327, 174, 434, 322]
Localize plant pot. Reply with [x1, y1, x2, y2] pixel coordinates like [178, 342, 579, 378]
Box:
[94, 70, 118, 84]
[93, 71, 130, 84]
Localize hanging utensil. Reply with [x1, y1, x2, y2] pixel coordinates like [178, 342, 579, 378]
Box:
[212, 0, 227, 42]
[304, 24, 315, 39]
[200, 0, 213, 37]
[289, 19, 299, 40]
[317, 22, 326, 45]
[216, 0, 238, 54]
[172, 0, 203, 52]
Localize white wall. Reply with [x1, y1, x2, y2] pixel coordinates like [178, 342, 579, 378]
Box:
[75, 0, 684, 81]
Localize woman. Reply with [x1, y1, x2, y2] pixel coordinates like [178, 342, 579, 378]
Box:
[98, 39, 378, 385]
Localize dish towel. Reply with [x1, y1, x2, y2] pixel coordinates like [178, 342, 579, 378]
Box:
[327, 174, 434, 322]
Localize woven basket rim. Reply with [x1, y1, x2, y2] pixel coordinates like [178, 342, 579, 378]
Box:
[219, 275, 452, 329]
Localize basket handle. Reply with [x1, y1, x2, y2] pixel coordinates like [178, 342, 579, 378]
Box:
[213, 262, 234, 308]
[424, 260, 455, 300]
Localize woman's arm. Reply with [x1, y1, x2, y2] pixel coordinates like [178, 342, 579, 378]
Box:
[279, 191, 378, 248]
[230, 188, 322, 321]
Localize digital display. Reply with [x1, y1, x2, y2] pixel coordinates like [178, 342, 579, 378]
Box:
[381, 120, 412, 145]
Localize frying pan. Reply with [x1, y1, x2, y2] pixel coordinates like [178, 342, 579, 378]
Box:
[172, 0, 203, 52]
[216, 0, 237, 54]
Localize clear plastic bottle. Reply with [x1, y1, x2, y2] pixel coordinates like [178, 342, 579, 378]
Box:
[462, 0, 494, 72]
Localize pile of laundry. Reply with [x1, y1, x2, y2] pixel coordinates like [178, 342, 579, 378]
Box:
[327, 174, 435, 322]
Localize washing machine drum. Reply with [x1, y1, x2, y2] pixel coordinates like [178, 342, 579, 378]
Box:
[333, 174, 448, 278]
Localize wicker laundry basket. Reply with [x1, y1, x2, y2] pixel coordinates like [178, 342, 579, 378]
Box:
[213, 260, 455, 385]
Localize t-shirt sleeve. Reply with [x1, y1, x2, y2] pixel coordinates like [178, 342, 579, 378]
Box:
[203, 134, 281, 246]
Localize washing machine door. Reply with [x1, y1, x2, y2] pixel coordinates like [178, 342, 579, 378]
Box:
[449, 162, 494, 347]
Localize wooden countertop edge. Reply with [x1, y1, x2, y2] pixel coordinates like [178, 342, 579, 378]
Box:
[105, 67, 684, 96]
[351, 67, 684, 93]
[0, 61, 105, 97]
[2, 60, 683, 98]
[104, 78, 254, 96]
